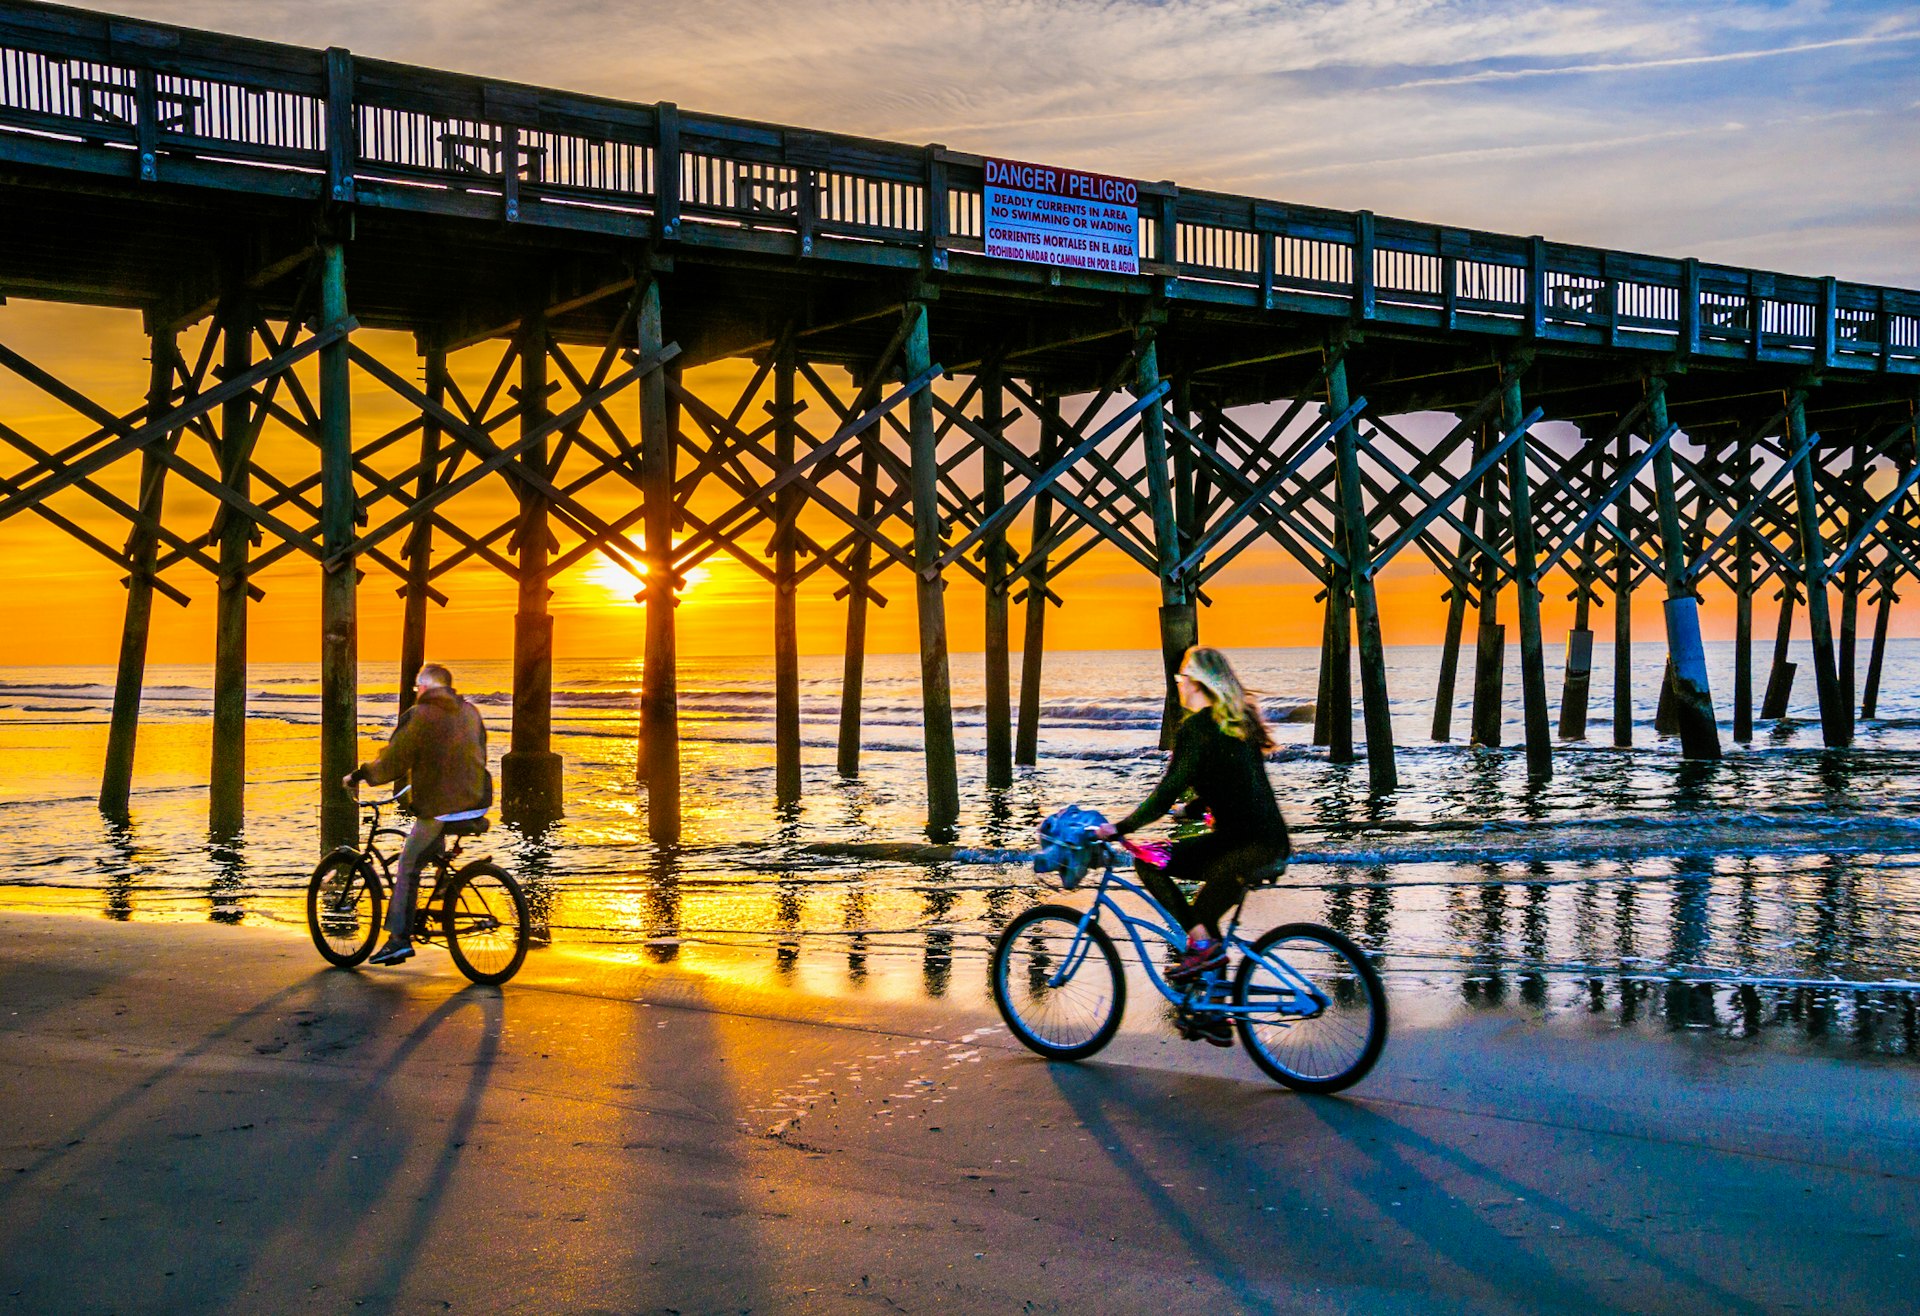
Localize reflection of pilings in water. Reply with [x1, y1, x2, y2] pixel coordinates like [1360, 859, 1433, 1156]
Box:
[1613, 865, 1640, 1022]
[774, 876, 803, 977]
[1807, 853, 1857, 991]
[1471, 870, 1509, 1008]
[1730, 857, 1762, 971]
[922, 882, 956, 998]
[99, 819, 138, 922]
[508, 821, 559, 947]
[1519, 863, 1549, 1007]
[1669, 855, 1712, 967]
[207, 835, 246, 925]
[1324, 879, 1355, 940]
[1361, 865, 1392, 957]
[1571, 861, 1605, 1011]
[844, 885, 871, 983]
[643, 846, 681, 965]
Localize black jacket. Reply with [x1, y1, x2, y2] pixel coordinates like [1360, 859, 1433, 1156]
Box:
[1114, 709, 1287, 846]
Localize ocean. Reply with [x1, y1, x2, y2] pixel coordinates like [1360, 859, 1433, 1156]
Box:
[4, 639, 1918, 1059]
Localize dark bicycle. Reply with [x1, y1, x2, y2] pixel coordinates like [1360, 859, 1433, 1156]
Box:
[306, 788, 530, 986]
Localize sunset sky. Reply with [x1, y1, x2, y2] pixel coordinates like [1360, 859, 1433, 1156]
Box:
[1, 0, 1915, 667]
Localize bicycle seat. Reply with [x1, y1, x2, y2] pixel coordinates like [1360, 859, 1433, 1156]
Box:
[439, 815, 490, 837]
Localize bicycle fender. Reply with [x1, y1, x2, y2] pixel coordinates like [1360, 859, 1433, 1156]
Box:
[311, 847, 369, 880]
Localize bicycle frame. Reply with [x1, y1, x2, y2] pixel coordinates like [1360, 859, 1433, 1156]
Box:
[351, 792, 482, 933]
[1050, 846, 1330, 1020]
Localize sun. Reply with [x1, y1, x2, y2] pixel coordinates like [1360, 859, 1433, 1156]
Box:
[578, 554, 709, 607]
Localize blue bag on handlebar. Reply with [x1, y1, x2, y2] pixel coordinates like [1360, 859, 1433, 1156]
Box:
[1034, 805, 1109, 890]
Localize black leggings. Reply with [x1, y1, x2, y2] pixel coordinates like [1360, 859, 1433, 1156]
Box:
[1134, 832, 1285, 940]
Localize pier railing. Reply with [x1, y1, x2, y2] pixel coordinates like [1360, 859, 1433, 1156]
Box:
[0, 0, 1914, 372]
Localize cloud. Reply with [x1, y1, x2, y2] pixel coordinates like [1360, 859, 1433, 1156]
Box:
[1382, 24, 1920, 90]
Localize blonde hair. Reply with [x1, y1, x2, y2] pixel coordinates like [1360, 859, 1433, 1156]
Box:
[1179, 646, 1273, 752]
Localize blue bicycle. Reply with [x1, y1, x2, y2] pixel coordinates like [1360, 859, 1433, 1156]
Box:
[990, 838, 1387, 1092]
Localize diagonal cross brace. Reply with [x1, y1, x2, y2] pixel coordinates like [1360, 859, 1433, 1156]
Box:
[1529, 423, 1674, 585]
[664, 367, 936, 570]
[1685, 425, 1823, 584]
[669, 383, 917, 575]
[937, 381, 1171, 574]
[0, 323, 352, 527]
[329, 341, 679, 569]
[1170, 397, 1366, 581]
[1665, 445, 1802, 585]
[1367, 406, 1539, 577]
[745, 366, 942, 510]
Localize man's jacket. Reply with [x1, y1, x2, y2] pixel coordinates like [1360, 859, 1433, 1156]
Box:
[357, 686, 490, 818]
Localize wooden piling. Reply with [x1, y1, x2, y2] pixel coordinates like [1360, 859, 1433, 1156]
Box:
[772, 336, 802, 806]
[1613, 427, 1634, 747]
[636, 282, 680, 841]
[502, 306, 563, 821]
[836, 440, 877, 778]
[209, 287, 253, 836]
[317, 241, 358, 855]
[1760, 587, 1798, 719]
[1432, 419, 1485, 743]
[1556, 432, 1598, 740]
[99, 330, 177, 818]
[904, 303, 959, 836]
[1647, 386, 1720, 759]
[1312, 588, 1337, 746]
[1861, 574, 1894, 720]
[1787, 393, 1849, 747]
[398, 345, 443, 718]
[1733, 439, 1755, 743]
[1503, 373, 1553, 780]
[1328, 356, 1397, 791]
[1136, 328, 1196, 750]
[1014, 411, 1055, 768]
[1432, 583, 1468, 742]
[1324, 573, 1354, 761]
[980, 364, 1013, 789]
[1471, 421, 1505, 748]
[1837, 442, 1864, 719]
[1559, 608, 1594, 740]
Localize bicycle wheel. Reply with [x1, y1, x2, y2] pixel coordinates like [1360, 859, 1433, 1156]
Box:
[1234, 922, 1387, 1093]
[990, 904, 1125, 1061]
[307, 855, 383, 968]
[441, 860, 529, 986]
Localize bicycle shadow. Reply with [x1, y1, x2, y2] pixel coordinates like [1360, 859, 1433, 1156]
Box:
[0, 974, 313, 1215]
[1044, 1062, 1287, 1316]
[1, 967, 505, 1314]
[249, 980, 507, 1315]
[1292, 1096, 1770, 1316]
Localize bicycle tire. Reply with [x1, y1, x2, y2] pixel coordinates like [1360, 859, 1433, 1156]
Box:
[441, 860, 529, 986]
[1234, 922, 1387, 1093]
[306, 854, 383, 968]
[990, 904, 1125, 1061]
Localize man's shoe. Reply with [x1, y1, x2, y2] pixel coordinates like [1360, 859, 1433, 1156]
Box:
[368, 938, 415, 966]
[1167, 937, 1227, 983]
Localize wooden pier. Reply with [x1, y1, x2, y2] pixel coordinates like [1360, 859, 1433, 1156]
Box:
[0, 0, 1914, 846]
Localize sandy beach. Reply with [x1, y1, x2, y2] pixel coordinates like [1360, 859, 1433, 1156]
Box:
[2, 910, 1915, 1314]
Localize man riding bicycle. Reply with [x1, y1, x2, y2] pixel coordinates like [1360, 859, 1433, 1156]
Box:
[342, 662, 490, 966]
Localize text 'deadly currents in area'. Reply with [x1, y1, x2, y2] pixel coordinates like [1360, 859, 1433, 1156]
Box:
[982, 156, 1140, 275]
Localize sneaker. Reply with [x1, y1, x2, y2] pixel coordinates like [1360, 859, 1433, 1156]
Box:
[368, 938, 414, 966]
[1185, 1013, 1235, 1048]
[1167, 937, 1227, 983]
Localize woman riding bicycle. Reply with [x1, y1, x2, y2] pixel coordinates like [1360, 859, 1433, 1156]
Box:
[1093, 646, 1290, 982]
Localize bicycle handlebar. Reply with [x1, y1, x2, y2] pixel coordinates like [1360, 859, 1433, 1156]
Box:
[355, 784, 410, 810]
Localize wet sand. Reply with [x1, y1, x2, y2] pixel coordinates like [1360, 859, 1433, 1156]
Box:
[1, 911, 1915, 1315]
